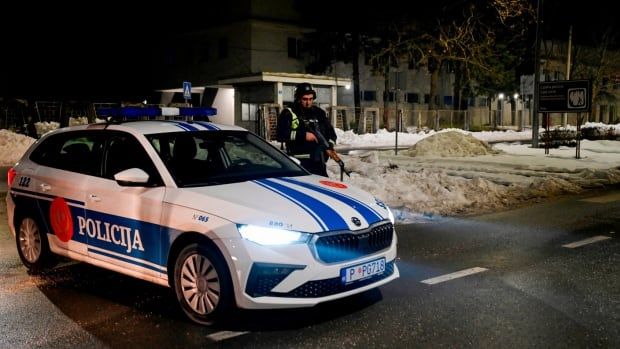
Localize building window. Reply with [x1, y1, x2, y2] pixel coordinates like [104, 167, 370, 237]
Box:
[241, 103, 258, 121]
[406, 93, 419, 103]
[424, 94, 430, 104]
[384, 91, 395, 102]
[218, 38, 228, 59]
[444, 96, 453, 106]
[288, 37, 302, 58]
[478, 98, 488, 107]
[362, 90, 377, 101]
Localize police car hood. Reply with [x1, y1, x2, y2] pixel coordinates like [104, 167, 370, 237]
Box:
[175, 175, 390, 233]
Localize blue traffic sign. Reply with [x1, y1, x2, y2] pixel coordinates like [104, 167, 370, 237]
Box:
[183, 81, 192, 100]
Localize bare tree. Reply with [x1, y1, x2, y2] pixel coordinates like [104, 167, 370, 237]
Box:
[369, 0, 534, 119]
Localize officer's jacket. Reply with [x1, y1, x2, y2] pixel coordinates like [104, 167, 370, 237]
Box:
[276, 104, 337, 159]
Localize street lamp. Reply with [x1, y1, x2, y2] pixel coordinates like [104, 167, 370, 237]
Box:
[513, 93, 520, 128]
[498, 93, 505, 128]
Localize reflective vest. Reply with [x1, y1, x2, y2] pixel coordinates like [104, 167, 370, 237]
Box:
[288, 108, 299, 141]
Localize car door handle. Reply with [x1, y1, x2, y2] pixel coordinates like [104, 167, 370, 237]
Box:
[40, 183, 51, 192]
[89, 194, 101, 202]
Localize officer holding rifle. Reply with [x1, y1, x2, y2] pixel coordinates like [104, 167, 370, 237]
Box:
[276, 82, 350, 178]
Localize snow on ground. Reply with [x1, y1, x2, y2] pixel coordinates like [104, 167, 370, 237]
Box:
[1, 123, 619, 224]
[327, 127, 620, 223]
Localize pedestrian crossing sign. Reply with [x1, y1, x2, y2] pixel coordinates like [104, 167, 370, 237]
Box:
[183, 81, 192, 100]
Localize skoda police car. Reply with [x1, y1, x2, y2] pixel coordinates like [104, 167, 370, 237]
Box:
[6, 108, 399, 325]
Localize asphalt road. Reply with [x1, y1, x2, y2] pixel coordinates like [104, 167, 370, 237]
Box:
[0, 176, 618, 348]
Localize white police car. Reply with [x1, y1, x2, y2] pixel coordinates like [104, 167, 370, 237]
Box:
[5, 109, 399, 325]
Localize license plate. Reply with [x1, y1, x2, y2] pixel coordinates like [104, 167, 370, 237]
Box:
[341, 257, 386, 285]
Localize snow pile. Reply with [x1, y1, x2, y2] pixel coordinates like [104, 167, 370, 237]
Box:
[0, 130, 35, 166]
[583, 122, 619, 136]
[406, 130, 500, 157]
[35, 121, 60, 137]
[69, 116, 89, 126]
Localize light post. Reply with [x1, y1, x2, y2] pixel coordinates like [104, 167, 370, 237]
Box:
[532, 0, 543, 147]
[498, 93, 505, 128]
[513, 93, 522, 130]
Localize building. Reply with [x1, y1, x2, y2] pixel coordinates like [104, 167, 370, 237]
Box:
[150, 0, 462, 136]
[151, 1, 619, 137]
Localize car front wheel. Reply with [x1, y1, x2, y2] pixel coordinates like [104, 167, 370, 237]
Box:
[173, 243, 233, 325]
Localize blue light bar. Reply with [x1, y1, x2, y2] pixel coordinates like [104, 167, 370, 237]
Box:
[121, 107, 161, 118]
[96, 107, 120, 117]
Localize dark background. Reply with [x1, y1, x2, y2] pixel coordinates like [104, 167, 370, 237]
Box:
[0, 1, 614, 101]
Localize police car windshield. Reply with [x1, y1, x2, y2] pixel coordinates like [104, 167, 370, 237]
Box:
[146, 130, 307, 187]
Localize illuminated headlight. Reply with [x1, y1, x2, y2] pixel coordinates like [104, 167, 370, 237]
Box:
[387, 207, 395, 224]
[237, 224, 310, 245]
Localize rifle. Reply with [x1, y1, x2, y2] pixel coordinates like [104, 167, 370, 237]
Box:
[305, 119, 351, 181]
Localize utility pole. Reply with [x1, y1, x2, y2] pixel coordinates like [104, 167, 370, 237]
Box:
[562, 25, 573, 127]
[532, 0, 543, 148]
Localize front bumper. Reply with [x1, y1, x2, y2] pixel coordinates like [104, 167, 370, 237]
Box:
[220, 221, 399, 309]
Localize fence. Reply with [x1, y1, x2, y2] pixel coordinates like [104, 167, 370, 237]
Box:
[329, 106, 538, 133]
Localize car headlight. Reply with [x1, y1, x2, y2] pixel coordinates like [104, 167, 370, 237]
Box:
[237, 224, 310, 245]
[387, 207, 395, 224]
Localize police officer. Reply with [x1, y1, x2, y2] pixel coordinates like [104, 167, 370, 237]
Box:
[276, 83, 337, 177]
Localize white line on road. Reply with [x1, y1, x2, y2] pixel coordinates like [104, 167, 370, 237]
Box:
[206, 331, 249, 342]
[421, 267, 488, 285]
[562, 235, 611, 248]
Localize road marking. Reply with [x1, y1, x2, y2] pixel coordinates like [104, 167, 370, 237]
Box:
[206, 331, 249, 342]
[421, 267, 488, 285]
[562, 235, 611, 248]
[580, 192, 620, 203]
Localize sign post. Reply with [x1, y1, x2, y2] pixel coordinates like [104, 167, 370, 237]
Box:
[537, 80, 591, 157]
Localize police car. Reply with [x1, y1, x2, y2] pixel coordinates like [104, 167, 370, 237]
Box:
[5, 108, 399, 325]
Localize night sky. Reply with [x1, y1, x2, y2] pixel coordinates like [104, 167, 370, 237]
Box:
[1, 1, 613, 101]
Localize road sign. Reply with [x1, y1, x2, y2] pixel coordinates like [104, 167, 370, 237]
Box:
[183, 81, 192, 100]
[538, 80, 591, 113]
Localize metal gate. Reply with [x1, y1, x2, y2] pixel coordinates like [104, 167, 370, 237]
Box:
[256, 104, 281, 141]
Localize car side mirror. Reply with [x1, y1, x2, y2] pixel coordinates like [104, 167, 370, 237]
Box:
[114, 168, 150, 186]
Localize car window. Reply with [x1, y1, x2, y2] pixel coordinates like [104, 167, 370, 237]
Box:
[30, 131, 100, 176]
[103, 132, 162, 185]
[147, 130, 306, 187]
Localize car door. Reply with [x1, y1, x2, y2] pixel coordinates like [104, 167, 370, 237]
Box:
[83, 131, 166, 279]
[26, 131, 99, 256]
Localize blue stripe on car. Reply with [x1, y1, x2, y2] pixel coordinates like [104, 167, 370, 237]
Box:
[194, 121, 220, 130]
[10, 188, 85, 206]
[163, 121, 198, 131]
[88, 247, 166, 273]
[253, 180, 328, 231]
[277, 177, 384, 224]
[254, 179, 348, 231]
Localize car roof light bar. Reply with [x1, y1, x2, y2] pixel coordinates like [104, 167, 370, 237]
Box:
[97, 106, 217, 123]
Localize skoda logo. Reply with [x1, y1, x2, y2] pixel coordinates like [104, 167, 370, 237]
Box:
[351, 217, 361, 227]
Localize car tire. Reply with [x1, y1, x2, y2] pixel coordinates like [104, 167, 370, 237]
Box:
[173, 243, 233, 325]
[15, 216, 56, 272]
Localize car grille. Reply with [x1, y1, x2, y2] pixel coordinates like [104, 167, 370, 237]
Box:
[270, 261, 395, 298]
[314, 222, 394, 263]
